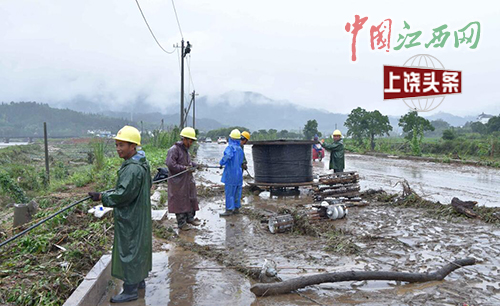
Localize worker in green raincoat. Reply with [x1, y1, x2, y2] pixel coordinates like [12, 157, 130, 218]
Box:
[321, 129, 345, 173]
[88, 125, 152, 303]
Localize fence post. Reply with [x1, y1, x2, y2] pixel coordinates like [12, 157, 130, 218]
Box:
[44, 122, 50, 185]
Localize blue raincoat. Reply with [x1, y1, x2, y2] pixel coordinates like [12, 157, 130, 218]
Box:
[219, 138, 244, 210]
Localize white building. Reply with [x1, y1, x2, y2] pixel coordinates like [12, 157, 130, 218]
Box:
[477, 112, 493, 125]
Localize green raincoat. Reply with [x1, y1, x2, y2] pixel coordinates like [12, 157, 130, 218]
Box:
[102, 153, 152, 285]
[323, 140, 345, 171]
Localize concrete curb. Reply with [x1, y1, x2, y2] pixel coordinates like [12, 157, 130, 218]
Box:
[63, 254, 112, 306]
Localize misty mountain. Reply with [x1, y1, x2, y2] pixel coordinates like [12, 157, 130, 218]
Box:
[101, 111, 224, 131]
[162, 91, 481, 133]
[171, 91, 349, 134]
[0, 102, 130, 137]
[422, 112, 477, 127]
[21, 90, 485, 135]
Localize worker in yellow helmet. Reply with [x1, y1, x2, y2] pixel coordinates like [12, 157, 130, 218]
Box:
[219, 129, 244, 216]
[321, 129, 345, 173]
[166, 127, 201, 231]
[88, 125, 152, 302]
[240, 131, 251, 170]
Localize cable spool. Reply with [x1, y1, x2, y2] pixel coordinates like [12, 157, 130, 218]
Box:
[251, 140, 314, 184]
[268, 214, 294, 234]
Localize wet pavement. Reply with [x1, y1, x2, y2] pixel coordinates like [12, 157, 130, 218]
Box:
[97, 143, 500, 305]
[201, 142, 500, 207]
[334, 153, 500, 207]
[98, 246, 254, 306]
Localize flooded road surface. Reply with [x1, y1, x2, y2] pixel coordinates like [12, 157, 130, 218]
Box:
[98, 143, 500, 305]
[199, 142, 500, 206]
[0, 142, 29, 149]
[330, 153, 500, 207]
[98, 245, 255, 306]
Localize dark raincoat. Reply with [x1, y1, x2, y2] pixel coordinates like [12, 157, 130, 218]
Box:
[101, 151, 152, 285]
[165, 141, 199, 214]
[241, 143, 247, 169]
[323, 140, 345, 170]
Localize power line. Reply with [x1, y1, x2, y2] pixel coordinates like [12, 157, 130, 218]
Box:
[170, 0, 184, 39]
[134, 0, 175, 54]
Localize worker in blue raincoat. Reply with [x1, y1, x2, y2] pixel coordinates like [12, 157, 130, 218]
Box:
[219, 129, 244, 216]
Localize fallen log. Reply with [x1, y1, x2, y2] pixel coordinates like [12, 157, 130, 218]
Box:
[250, 258, 475, 297]
[451, 197, 478, 218]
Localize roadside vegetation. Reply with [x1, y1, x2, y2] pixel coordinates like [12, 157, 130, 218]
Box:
[0, 128, 183, 305]
[341, 108, 500, 167]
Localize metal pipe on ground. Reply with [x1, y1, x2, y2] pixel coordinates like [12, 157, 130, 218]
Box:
[0, 168, 193, 249]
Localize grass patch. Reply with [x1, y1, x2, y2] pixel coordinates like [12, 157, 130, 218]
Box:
[0, 196, 114, 306]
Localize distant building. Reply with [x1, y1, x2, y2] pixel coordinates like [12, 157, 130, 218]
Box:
[477, 112, 493, 124]
[87, 130, 113, 138]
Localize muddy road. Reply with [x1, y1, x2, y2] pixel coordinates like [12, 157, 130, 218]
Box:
[97, 143, 500, 305]
[334, 153, 500, 207]
[201, 143, 500, 207]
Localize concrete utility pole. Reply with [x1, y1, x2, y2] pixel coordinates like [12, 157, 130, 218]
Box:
[192, 90, 198, 129]
[175, 40, 191, 128]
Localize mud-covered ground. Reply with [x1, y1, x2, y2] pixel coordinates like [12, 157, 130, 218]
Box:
[98, 143, 500, 306]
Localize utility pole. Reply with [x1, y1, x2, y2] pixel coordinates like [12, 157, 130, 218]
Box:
[191, 90, 198, 129]
[175, 40, 191, 128]
[180, 40, 185, 129]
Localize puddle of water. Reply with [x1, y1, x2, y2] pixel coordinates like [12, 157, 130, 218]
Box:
[0, 142, 29, 149]
[98, 248, 255, 306]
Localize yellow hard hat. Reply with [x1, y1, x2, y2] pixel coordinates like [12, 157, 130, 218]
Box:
[114, 125, 141, 145]
[180, 127, 197, 140]
[241, 131, 251, 140]
[229, 129, 241, 140]
[332, 130, 342, 137]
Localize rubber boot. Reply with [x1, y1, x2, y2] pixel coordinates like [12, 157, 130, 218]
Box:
[233, 208, 240, 214]
[187, 218, 202, 226]
[110, 283, 138, 303]
[138, 280, 146, 289]
[219, 210, 233, 217]
[179, 223, 194, 231]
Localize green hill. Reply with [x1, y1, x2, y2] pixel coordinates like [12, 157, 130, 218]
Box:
[0, 102, 131, 137]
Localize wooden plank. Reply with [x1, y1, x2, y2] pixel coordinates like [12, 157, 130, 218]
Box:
[248, 181, 314, 188]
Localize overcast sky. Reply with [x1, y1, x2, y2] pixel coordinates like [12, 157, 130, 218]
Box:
[1, 0, 499, 117]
